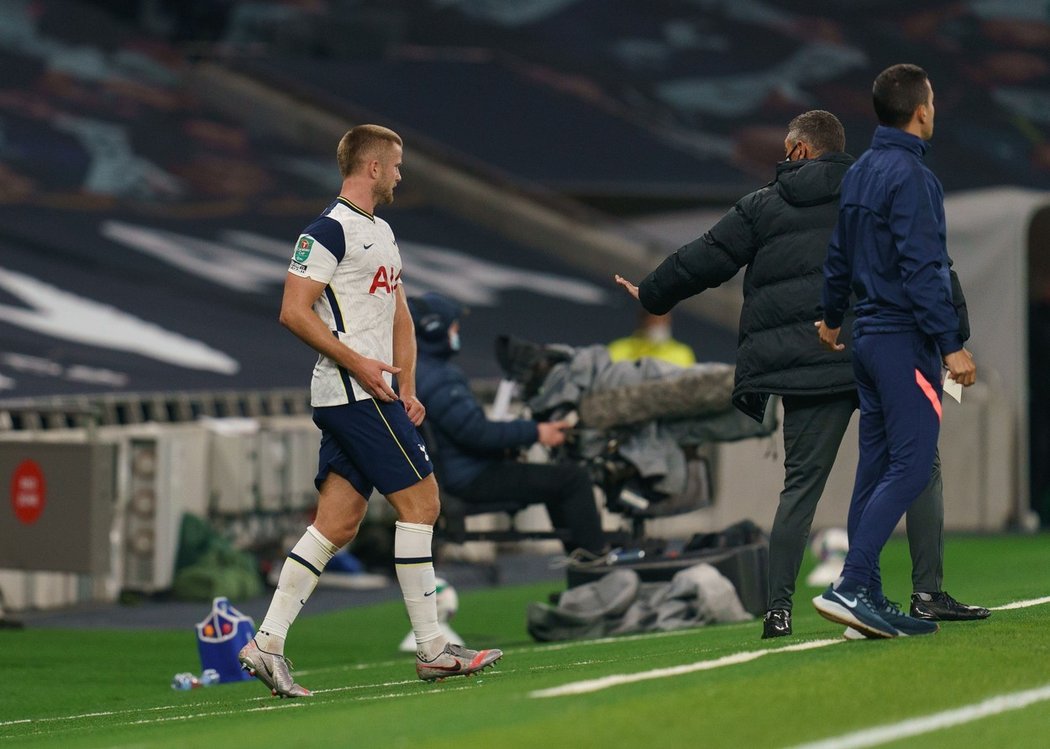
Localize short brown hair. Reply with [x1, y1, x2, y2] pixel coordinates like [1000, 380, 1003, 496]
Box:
[873, 64, 929, 127]
[787, 110, 845, 156]
[336, 124, 403, 178]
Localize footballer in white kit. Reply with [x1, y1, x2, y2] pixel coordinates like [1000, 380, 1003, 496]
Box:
[239, 127, 501, 700]
[289, 195, 432, 497]
[290, 195, 403, 406]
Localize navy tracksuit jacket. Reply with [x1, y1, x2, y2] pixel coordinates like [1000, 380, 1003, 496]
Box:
[821, 126, 963, 591]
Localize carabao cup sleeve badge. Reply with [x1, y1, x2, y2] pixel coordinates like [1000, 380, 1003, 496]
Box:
[294, 235, 314, 263]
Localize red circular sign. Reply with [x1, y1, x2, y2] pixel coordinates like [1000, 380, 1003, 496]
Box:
[11, 459, 46, 525]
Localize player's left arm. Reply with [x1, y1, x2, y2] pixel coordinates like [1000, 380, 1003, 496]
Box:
[393, 284, 425, 425]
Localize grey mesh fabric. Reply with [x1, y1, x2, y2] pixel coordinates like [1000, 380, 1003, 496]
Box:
[527, 564, 751, 642]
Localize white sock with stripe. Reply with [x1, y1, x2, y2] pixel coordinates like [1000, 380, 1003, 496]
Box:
[256, 525, 339, 655]
[394, 521, 445, 659]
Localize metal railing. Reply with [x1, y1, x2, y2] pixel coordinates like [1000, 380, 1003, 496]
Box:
[0, 388, 312, 432]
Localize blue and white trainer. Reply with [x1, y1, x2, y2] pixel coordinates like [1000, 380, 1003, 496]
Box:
[813, 584, 897, 639]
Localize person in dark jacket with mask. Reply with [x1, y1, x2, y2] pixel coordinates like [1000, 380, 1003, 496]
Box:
[409, 292, 606, 556]
[616, 109, 988, 640]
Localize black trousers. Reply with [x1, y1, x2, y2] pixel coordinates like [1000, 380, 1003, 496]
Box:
[767, 392, 944, 611]
[459, 461, 606, 555]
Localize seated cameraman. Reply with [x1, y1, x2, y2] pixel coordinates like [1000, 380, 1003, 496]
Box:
[409, 292, 606, 556]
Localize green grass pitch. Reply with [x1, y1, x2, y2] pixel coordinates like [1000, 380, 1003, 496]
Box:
[2, 534, 1048, 748]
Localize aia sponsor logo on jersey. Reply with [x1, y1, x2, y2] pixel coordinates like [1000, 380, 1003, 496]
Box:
[369, 265, 401, 295]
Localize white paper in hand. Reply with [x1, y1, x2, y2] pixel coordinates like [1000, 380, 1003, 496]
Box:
[943, 373, 963, 403]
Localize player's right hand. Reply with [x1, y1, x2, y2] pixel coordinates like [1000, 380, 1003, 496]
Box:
[815, 320, 845, 351]
[349, 356, 401, 401]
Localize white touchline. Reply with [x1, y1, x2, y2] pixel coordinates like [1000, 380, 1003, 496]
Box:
[6, 595, 1045, 734]
[990, 595, 1050, 611]
[4, 684, 476, 737]
[529, 639, 842, 698]
[296, 657, 406, 676]
[128, 703, 304, 726]
[6, 704, 303, 739]
[519, 622, 753, 654]
[0, 703, 202, 728]
[784, 683, 1050, 749]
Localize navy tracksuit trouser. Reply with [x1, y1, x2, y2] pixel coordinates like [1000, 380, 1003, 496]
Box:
[766, 393, 946, 611]
[841, 330, 944, 593]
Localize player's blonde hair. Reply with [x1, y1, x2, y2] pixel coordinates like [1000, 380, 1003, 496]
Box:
[337, 124, 403, 178]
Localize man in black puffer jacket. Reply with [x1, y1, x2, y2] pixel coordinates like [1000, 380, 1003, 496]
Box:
[409, 292, 606, 556]
[616, 110, 987, 638]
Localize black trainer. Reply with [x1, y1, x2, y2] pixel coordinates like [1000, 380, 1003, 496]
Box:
[910, 591, 991, 621]
[762, 609, 792, 639]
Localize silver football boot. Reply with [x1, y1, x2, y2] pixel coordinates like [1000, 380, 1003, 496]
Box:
[416, 642, 503, 681]
[238, 639, 312, 698]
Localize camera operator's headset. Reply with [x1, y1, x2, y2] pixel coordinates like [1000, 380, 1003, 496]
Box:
[411, 296, 446, 343]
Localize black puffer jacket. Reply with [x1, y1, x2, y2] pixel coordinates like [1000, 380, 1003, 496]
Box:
[639, 152, 969, 422]
[639, 153, 858, 422]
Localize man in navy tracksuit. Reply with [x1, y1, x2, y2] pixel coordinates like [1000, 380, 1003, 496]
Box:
[814, 64, 977, 639]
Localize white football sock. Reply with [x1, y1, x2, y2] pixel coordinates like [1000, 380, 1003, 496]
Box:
[257, 525, 338, 654]
[394, 521, 445, 659]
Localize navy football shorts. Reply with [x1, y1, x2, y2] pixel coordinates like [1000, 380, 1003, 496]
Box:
[312, 398, 434, 498]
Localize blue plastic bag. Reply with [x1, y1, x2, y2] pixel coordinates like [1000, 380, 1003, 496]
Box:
[195, 597, 255, 683]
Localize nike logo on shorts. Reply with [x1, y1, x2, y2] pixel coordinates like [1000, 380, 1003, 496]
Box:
[363, 243, 374, 249]
[424, 589, 436, 597]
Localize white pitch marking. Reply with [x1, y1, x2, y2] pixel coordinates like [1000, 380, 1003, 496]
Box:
[7, 594, 1045, 733]
[3, 682, 476, 737]
[349, 684, 476, 702]
[0, 703, 208, 728]
[526, 660, 609, 672]
[784, 683, 1050, 749]
[127, 703, 304, 725]
[313, 678, 418, 694]
[295, 657, 405, 677]
[296, 628, 723, 681]
[990, 595, 1050, 611]
[2, 702, 303, 739]
[536, 627, 722, 652]
[297, 595, 1047, 678]
[249, 623, 748, 681]
[530, 639, 842, 698]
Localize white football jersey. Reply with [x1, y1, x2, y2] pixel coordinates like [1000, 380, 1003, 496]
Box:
[288, 197, 402, 405]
